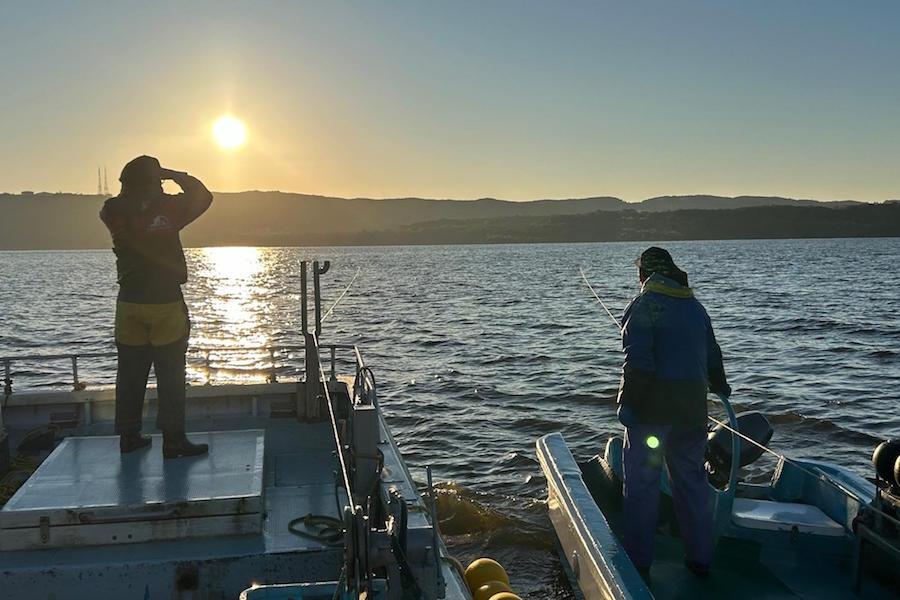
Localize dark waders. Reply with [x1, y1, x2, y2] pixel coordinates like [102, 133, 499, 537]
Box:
[115, 336, 188, 436]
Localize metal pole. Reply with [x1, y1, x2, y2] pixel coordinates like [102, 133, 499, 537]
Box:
[71, 356, 80, 391]
[268, 347, 277, 384]
[313, 260, 331, 337]
[313, 261, 322, 337]
[300, 261, 308, 334]
[302, 261, 319, 418]
[426, 466, 445, 591]
[0, 359, 9, 433]
[3, 359, 10, 395]
[330, 346, 337, 382]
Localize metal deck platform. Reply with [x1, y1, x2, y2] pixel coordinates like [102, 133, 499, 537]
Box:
[1, 430, 266, 551]
[0, 418, 350, 597]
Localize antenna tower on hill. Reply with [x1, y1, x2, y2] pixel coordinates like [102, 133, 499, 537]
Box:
[96, 166, 111, 197]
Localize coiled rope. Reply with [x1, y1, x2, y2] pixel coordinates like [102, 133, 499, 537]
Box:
[0, 455, 39, 506]
[287, 513, 345, 545]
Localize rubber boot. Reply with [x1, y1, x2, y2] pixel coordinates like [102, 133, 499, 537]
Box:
[120, 432, 152, 454]
[685, 559, 710, 579]
[162, 432, 208, 459]
[636, 566, 651, 584]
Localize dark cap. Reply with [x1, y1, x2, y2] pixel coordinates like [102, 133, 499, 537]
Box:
[119, 155, 161, 186]
[635, 246, 676, 272]
[636, 246, 689, 286]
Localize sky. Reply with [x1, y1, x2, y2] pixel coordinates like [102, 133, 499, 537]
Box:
[1, 1, 899, 202]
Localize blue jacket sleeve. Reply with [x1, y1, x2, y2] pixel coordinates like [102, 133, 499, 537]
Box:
[621, 295, 655, 374]
[705, 312, 729, 396]
[617, 295, 656, 418]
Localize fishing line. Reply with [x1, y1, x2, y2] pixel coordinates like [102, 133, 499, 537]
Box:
[322, 267, 361, 323]
[578, 267, 897, 524]
[580, 266, 622, 330]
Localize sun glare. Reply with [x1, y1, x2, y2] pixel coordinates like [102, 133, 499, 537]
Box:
[213, 115, 247, 150]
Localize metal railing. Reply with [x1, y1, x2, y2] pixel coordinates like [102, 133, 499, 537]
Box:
[0, 342, 366, 396]
[711, 391, 741, 540]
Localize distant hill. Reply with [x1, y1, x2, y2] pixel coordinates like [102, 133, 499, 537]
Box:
[330, 202, 900, 246]
[637, 195, 861, 211]
[0, 192, 623, 249]
[185, 193, 626, 246]
[0, 191, 888, 249]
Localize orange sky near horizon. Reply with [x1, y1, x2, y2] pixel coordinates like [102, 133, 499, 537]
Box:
[2, 3, 899, 203]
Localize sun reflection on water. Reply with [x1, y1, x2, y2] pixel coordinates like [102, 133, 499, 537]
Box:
[208, 246, 263, 281]
[187, 247, 275, 383]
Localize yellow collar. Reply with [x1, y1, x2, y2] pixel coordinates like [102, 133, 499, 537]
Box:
[642, 279, 694, 299]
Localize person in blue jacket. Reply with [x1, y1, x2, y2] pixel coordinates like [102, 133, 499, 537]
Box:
[618, 247, 730, 579]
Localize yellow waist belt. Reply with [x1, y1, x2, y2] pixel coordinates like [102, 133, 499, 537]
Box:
[115, 301, 190, 346]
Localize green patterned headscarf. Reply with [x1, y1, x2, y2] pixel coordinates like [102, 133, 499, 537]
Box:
[635, 247, 689, 287]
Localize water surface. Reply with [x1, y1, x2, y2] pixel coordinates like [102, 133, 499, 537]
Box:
[2, 239, 899, 598]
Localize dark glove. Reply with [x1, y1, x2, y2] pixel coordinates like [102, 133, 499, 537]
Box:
[618, 368, 655, 415]
[708, 367, 731, 398]
[713, 383, 732, 399]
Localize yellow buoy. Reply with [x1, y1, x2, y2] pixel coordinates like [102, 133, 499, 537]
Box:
[488, 593, 521, 600]
[464, 558, 510, 592]
[474, 580, 512, 600]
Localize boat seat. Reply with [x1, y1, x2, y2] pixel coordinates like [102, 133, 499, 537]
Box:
[731, 498, 846, 537]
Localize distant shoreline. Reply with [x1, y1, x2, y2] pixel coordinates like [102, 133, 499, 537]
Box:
[1, 191, 897, 250]
[2, 235, 897, 253]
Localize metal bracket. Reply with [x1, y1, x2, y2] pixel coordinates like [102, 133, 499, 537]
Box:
[426, 466, 446, 592]
[39, 517, 50, 544]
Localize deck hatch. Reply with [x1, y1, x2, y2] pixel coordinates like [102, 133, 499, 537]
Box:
[731, 498, 846, 537]
[0, 430, 265, 551]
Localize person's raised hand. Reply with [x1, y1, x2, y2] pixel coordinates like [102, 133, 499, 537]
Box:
[160, 168, 187, 180]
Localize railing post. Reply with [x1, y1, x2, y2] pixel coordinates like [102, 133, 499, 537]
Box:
[301, 261, 320, 420]
[313, 261, 322, 336]
[313, 260, 330, 337]
[2, 359, 11, 396]
[0, 358, 10, 434]
[301, 261, 308, 334]
[268, 347, 277, 384]
[330, 346, 337, 382]
[304, 338, 320, 420]
[71, 356, 83, 391]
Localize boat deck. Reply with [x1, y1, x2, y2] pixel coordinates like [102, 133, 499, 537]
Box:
[593, 472, 892, 599]
[644, 536, 805, 599]
[0, 416, 347, 596]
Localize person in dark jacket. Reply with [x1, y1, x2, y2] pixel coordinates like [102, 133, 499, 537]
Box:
[617, 247, 730, 579]
[100, 155, 213, 458]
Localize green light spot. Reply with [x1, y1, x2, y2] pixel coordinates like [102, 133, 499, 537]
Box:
[646, 436, 660, 449]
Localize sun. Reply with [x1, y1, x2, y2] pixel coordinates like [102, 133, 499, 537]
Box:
[212, 115, 247, 150]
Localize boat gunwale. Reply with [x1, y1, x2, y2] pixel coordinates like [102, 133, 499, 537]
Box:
[537, 432, 652, 600]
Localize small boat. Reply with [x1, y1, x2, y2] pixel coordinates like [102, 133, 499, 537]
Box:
[0, 261, 472, 599]
[536, 393, 900, 599]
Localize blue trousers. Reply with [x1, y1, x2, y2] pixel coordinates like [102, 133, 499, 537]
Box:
[622, 424, 713, 569]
